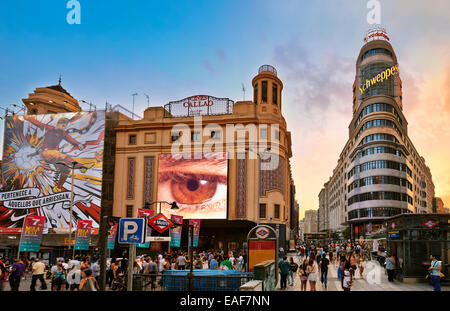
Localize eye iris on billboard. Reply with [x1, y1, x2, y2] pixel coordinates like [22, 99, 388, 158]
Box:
[157, 152, 228, 219]
[0, 111, 106, 231]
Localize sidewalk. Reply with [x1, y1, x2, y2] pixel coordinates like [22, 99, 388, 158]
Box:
[276, 253, 449, 291]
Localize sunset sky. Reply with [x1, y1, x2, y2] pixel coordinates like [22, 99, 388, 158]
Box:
[0, 0, 449, 219]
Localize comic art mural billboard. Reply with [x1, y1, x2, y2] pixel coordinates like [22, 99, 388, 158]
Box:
[0, 111, 105, 232]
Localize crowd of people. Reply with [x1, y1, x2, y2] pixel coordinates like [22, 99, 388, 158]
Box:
[0, 255, 100, 291]
[278, 241, 374, 291]
[107, 249, 247, 290]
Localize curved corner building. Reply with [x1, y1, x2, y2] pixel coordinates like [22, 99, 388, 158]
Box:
[318, 28, 435, 238]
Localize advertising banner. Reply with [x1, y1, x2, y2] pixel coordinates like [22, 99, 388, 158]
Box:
[189, 219, 200, 247]
[19, 214, 46, 252]
[74, 219, 92, 250]
[107, 223, 118, 250]
[157, 152, 227, 219]
[169, 215, 183, 247]
[0, 111, 106, 232]
[137, 208, 155, 248]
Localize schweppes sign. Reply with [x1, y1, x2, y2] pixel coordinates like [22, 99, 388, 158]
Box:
[359, 64, 399, 94]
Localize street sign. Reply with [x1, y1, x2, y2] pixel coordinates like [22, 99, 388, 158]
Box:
[118, 218, 145, 244]
[148, 213, 173, 234]
[255, 227, 270, 239]
[388, 231, 399, 238]
[423, 219, 438, 229]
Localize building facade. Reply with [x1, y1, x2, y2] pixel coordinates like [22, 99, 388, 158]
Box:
[113, 65, 295, 251]
[319, 28, 436, 238]
[303, 209, 318, 234]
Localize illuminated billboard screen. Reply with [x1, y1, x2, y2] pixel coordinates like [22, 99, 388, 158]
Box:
[157, 152, 227, 219]
[0, 111, 105, 232]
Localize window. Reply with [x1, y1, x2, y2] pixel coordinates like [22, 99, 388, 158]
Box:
[262, 81, 268, 103]
[272, 83, 278, 105]
[211, 130, 221, 139]
[129, 134, 136, 145]
[126, 205, 133, 217]
[275, 130, 280, 141]
[260, 128, 267, 139]
[274, 204, 280, 219]
[254, 83, 258, 104]
[259, 204, 267, 219]
[361, 48, 393, 61]
[191, 132, 201, 141]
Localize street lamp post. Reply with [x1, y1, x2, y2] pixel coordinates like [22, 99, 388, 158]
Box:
[131, 93, 138, 120]
[56, 161, 88, 258]
[245, 147, 271, 226]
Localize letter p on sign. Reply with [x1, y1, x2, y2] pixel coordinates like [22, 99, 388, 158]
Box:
[123, 222, 138, 239]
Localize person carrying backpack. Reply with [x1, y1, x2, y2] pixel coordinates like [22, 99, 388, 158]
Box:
[79, 269, 99, 291]
[288, 257, 298, 286]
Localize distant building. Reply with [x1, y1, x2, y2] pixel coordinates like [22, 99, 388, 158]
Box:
[433, 197, 445, 213]
[298, 220, 305, 242]
[304, 210, 318, 233]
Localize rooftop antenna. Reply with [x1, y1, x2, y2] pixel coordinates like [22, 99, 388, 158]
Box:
[144, 93, 150, 107]
[131, 92, 138, 120]
[242, 83, 246, 101]
[58, 75, 62, 85]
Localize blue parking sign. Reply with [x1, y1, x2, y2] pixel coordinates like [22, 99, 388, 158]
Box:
[118, 218, 145, 244]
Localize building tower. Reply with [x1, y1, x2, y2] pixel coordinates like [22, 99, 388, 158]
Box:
[347, 27, 435, 236]
[22, 78, 81, 115]
[320, 27, 435, 239]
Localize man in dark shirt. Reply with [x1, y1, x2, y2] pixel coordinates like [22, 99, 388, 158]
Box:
[320, 254, 330, 289]
[9, 258, 26, 291]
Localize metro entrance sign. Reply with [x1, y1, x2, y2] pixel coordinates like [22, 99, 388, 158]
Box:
[148, 213, 174, 233]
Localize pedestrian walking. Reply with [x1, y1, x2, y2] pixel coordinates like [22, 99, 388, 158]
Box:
[30, 258, 47, 291]
[209, 256, 219, 270]
[358, 254, 367, 278]
[428, 254, 442, 291]
[350, 253, 358, 277]
[0, 258, 7, 291]
[79, 268, 99, 291]
[278, 256, 291, 290]
[298, 259, 309, 291]
[385, 253, 395, 282]
[9, 258, 26, 291]
[320, 253, 329, 289]
[91, 260, 100, 283]
[51, 262, 67, 291]
[288, 257, 298, 286]
[306, 259, 318, 291]
[342, 261, 353, 291]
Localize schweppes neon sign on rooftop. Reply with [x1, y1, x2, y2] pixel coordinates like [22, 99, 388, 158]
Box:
[359, 64, 399, 94]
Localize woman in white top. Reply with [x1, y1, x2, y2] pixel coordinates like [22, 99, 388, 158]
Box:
[202, 257, 209, 269]
[306, 259, 318, 291]
[342, 262, 353, 291]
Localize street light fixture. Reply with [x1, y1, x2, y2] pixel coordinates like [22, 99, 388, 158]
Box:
[245, 146, 271, 226]
[56, 161, 88, 258]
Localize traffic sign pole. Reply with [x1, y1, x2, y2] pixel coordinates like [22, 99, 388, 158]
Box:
[127, 244, 135, 291]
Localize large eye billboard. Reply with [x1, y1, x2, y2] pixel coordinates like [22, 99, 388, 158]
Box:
[0, 111, 105, 232]
[157, 152, 227, 219]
